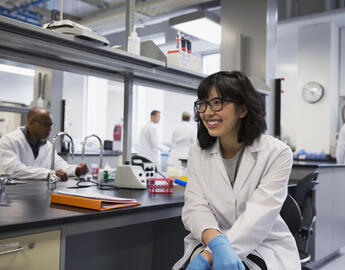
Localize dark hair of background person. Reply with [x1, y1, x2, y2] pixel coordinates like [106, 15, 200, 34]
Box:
[194, 71, 267, 149]
[151, 110, 160, 116]
[182, 112, 191, 121]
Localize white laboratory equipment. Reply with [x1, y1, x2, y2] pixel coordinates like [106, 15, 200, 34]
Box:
[114, 165, 147, 189]
[43, 20, 110, 46]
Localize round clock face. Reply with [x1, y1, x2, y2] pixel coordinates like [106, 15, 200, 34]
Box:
[302, 82, 324, 103]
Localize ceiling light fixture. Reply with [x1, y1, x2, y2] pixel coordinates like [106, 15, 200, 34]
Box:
[0, 64, 34, 77]
[169, 10, 221, 45]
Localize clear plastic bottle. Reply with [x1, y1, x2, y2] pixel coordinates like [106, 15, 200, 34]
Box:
[127, 31, 141, 55]
[91, 163, 99, 179]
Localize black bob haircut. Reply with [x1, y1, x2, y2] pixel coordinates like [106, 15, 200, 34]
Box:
[194, 71, 267, 149]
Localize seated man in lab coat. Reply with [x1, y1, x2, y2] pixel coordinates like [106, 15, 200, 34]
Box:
[138, 110, 168, 169]
[167, 112, 196, 166]
[0, 107, 88, 180]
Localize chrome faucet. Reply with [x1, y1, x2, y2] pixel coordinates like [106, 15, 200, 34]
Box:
[48, 132, 74, 190]
[0, 174, 8, 196]
[0, 173, 11, 203]
[81, 134, 103, 185]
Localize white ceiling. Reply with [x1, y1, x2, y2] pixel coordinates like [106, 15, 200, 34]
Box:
[0, 0, 219, 34]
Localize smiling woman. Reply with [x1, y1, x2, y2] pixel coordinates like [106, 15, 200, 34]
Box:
[194, 71, 266, 150]
[173, 71, 300, 270]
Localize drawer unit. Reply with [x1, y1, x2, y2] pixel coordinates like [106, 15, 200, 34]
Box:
[0, 230, 60, 270]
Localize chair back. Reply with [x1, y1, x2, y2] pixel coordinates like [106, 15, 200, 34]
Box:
[280, 194, 302, 235]
[294, 170, 319, 210]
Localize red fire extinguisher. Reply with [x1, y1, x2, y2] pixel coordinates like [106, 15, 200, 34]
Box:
[113, 124, 122, 141]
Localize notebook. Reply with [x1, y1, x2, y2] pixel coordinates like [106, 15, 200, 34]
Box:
[50, 190, 140, 211]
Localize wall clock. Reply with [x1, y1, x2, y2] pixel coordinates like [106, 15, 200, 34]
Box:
[302, 82, 324, 104]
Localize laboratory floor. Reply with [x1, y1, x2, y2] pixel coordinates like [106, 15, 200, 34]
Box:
[312, 247, 345, 270]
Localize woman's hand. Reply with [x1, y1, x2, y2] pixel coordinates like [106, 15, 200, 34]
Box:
[186, 253, 211, 270]
[208, 234, 245, 270]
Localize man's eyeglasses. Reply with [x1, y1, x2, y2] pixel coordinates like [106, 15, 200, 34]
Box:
[33, 120, 55, 128]
[194, 97, 237, 113]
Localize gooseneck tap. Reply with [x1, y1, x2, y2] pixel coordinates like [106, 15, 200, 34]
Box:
[81, 134, 103, 169]
[0, 173, 11, 204]
[0, 174, 8, 197]
[48, 132, 74, 190]
[81, 134, 103, 185]
[51, 132, 74, 170]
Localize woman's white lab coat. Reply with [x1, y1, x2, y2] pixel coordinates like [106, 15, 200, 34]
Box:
[0, 128, 77, 179]
[173, 135, 300, 270]
[167, 121, 196, 166]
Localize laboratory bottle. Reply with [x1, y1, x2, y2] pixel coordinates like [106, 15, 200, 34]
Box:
[186, 36, 192, 54]
[127, 31, 141, 55]
[181, 34, 186, 52]
[176, 30, 181, 51]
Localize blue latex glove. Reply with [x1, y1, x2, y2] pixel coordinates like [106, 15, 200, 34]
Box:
[186, 253, 211, 270]
[208, 234, 245, 270]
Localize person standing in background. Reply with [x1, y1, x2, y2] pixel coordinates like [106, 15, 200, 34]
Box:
[138, 110, 168, 169]
[168, 112, 196, 167]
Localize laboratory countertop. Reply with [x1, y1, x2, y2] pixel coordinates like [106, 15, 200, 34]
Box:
[58, 150, 122, 156]
[293, 160, 345, 168]
[0, 180, 185, 234]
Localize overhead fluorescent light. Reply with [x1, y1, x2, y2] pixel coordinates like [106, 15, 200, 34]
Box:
[0, 64, 34, 77]
[169, 10, 221, 45]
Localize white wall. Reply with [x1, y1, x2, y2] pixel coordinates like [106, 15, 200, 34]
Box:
[162, 90, 197, 145]
[277, 19, 340, 154]
[132, 85, 164, 152]
[0, 73, 34, 105]
[62, 72, 86, 149]
[86, 76, 108, 142]
[340, 27, 345, 97]
[105, 81, 124, 141]
[276, 27, 298, 148]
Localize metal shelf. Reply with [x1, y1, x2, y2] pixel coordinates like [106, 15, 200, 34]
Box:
[0, 16, 207, 163]
[0, 16, 205, 91]
[0, 105, 30, 114]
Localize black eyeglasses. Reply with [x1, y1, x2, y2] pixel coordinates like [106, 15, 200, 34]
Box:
[33, 120, 55, 128]
[194, 97, 237, 113]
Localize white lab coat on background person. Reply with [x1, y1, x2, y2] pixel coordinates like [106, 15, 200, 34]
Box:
[336, 124, 345, 163]
[167, 121, 196, 166]
[0, 128, 77, 179]
[138, 121, 168, 169]
[173, 135, 300, 270]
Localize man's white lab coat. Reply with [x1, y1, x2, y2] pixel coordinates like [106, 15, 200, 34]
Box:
[138, 121, 167, 168]
[173, 135, 300, 270]
[336, 124, 345, 163]
[167, 121, 196, 166]
[0, 128, 77, 179]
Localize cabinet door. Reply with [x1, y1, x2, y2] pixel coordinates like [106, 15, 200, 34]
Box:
[0, 230, 60, 270]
